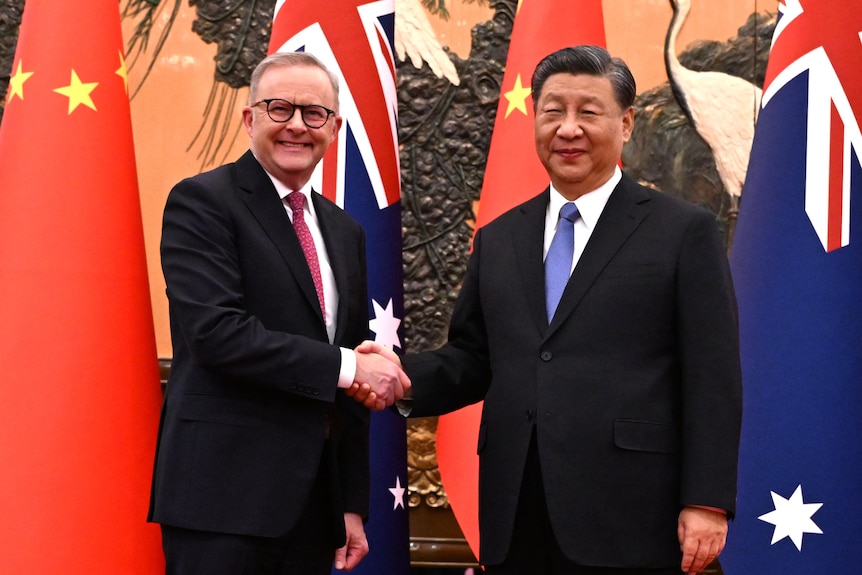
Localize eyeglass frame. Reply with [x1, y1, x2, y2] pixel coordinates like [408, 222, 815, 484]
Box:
[251, 98, 336, 129]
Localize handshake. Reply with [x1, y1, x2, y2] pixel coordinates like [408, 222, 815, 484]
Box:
[348, 340, 411, 410]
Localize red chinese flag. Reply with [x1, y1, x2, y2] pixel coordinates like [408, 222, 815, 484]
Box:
[435, 0, 606, 560]
[0, 1, 164, 572]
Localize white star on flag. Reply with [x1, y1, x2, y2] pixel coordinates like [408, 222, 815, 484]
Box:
[758, 484, 823, 551]
[388, 476, 406, 510]
[369, 298, 402, 349]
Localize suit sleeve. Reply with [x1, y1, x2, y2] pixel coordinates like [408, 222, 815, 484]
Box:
[676, 209, 743, 516]
[404, 228, 493, 417]
[161, 176, 342, 401]
[336, 229, 371, 516]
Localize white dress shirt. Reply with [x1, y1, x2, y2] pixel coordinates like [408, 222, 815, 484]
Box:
[543, 166, 622, 273]
[263, 171, 357, 388]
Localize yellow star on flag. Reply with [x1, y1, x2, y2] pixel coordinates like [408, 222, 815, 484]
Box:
[54, 70, 99, 114]
[503, 73, 532, 119]
[8, 60, 34, 103]
[115, 50, 129, 94]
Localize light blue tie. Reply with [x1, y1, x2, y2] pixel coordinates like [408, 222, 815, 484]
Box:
[545, 202, 579, 321]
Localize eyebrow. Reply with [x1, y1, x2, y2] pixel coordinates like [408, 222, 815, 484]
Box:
[540, 92, 604, 106]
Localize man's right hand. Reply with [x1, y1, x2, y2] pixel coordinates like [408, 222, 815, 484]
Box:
[349, 341, 410, 410]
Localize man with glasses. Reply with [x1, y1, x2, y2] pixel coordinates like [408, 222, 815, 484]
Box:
[148, 52, 410, 575]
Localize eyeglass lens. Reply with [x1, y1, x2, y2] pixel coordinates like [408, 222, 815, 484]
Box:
[264, 99, 331, 128]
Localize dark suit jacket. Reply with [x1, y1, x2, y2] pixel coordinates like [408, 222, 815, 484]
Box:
[404, 174, 743, 568]
[148, 151, 370, 542]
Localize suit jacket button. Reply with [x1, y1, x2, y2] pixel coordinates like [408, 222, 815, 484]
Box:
[540, 350, 552, 361]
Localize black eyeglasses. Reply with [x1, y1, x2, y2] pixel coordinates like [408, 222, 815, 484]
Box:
[252, 98, 335, 128]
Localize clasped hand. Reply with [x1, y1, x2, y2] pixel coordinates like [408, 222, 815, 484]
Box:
[348, 340, 410, 410]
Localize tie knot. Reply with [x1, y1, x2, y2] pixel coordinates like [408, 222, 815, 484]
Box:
[287, 191, 305, 212]
[559, 202, 579, 223]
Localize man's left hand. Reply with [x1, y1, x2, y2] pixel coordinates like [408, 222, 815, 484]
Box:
[334, 512, 369, 571]
[677, 505, 727, 574]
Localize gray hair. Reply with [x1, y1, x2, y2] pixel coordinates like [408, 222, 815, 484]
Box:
[531, 45, 636, 111]
[248, 52, 340, 107]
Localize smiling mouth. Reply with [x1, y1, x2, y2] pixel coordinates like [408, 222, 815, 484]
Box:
[556, 149, 585, 157]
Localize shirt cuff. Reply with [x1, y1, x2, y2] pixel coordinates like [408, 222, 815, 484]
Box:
[337, 347, 357, 389]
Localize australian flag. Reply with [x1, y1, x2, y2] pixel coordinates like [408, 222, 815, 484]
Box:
[268, 1, 409, 573]
[721, 1, 862, 572]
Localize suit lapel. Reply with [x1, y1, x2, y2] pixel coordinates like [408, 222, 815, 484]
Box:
[236, 152, 324, 323]
[311, 192, 351, 343]
[547, 175, 651, 337]
[512, 189, 552, 337]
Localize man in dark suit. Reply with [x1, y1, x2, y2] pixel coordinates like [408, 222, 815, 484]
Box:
[148, 52, 409, 575]
[360, 45, 742, 574]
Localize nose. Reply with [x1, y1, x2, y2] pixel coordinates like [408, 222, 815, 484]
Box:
[283, 110, 307, 131]
[556, 113, 583, 138]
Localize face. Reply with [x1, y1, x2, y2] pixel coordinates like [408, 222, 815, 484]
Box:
[242, 64, 342, 190]
[533, 73, 634, 199]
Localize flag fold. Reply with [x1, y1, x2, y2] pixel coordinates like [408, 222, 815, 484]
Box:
[0, 0, 163, 572]
[722, 1, 862, 571]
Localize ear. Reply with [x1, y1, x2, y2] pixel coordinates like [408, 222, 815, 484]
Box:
[621, 106, 635, 142]
[331, 114, 343, 140]
[242, 106, 255, 137]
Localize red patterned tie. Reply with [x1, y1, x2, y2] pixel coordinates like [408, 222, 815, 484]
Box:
[287, 191, 325, 317]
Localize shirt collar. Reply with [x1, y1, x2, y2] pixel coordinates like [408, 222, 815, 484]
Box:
[265, 171, 317, 218]
[547, 166, 621, 230]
